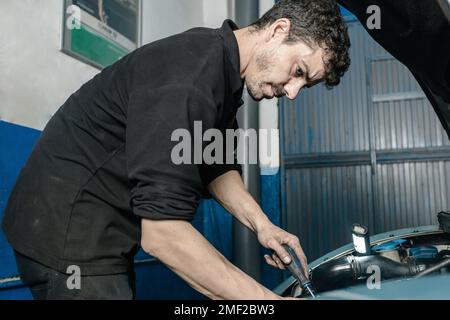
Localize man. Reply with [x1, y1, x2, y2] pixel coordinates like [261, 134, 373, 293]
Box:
[2, 0, 350, 299]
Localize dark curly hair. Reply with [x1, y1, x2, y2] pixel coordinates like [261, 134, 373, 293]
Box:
[251, 0, 351, 87]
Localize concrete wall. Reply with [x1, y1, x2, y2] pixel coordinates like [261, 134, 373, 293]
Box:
[142, 0, 230, 44]
[203, 0, 231, 28]
[142, 0, 203, 43]
[0, 0, 98, 131]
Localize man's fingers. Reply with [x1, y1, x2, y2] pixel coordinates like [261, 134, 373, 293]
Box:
[267, 239, 291, 264]
[272, 253, 286, 270]
[264, 254, 277, 268]
[261, 229, 309, 274]
[264, 254, 285, 270]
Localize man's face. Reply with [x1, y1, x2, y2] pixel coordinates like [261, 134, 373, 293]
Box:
[245, 37, 326, 101]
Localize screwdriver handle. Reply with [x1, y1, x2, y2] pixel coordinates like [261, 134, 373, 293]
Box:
[282, 244, 309, 283]
[282, 244, 316, 298]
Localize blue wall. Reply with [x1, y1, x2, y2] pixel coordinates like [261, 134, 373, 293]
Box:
[0, 121, 40, 299]
[260, 173, 284, 289]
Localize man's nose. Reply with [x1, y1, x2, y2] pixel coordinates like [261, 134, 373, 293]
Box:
[284, 80, 306, 100]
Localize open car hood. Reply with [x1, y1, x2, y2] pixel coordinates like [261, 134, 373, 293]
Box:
[337, 0, 450, 139]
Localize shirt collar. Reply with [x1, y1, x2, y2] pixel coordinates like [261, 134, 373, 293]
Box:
[217, 20, 245, 104]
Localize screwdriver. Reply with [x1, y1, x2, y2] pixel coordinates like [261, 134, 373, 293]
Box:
[282, 244, 316, 298]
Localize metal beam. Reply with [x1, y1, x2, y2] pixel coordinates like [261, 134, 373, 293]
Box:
[232, 0, 261, 282]
[283, 147, 450, 169]
[372, 91, 426, 103]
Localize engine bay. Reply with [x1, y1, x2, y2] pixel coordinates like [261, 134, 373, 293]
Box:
[282, 226, 450, 298]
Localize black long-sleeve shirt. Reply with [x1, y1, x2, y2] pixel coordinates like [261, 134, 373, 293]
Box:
[2, 20, 244, 275]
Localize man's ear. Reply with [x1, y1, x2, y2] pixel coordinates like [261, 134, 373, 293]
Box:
[267, 18, 291, 42]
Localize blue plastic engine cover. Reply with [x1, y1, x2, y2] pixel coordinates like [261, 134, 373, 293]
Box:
[409, 246, 438, 260]
[372, 239, 407, 252]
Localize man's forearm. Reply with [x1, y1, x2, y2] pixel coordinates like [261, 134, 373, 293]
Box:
[208, 171, 310, 277]
[141, 218, 280, 300]
[207, 170, 271, 233]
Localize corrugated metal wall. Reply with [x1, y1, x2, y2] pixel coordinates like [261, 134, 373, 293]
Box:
[280, 20, 450, 261]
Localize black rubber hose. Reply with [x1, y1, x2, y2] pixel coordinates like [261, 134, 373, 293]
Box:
[311, 256, 358, 292]
[311, 255, 418, 292]
[354, 255, 415, 279]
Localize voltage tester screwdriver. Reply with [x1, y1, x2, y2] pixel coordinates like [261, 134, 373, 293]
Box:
[282, 244, 316, 298]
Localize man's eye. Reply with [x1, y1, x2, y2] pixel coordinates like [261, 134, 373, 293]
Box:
[296, 67, 304, 77]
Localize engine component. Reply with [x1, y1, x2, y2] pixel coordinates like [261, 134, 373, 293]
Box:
[438, 211, 450, 233]
[372, 239, 407, 262]
[414, 257, 450, 279]
[311, 254, 420, 292]
[277, 225, 450, 298]
[372, 239, 407, 252]
[409, 246, 438, 261]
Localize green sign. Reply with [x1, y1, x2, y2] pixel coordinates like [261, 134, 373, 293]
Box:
[62, 0, 141, 69]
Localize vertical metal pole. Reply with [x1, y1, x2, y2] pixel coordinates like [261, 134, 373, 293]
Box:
[227, 0, 236, 21]
[232, 0, 261, 282]
[365, 57, 379, 234]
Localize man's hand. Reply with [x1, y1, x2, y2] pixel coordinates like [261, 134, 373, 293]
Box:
[208, 171, 309, 276]
[256, 221, 308, 276]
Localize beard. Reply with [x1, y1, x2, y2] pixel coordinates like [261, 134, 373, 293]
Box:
[246, 81, 264, 101]
[245, 48, 283, 101]
[245, 51, 274, 101]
